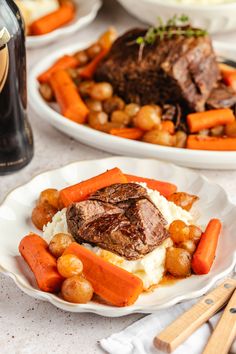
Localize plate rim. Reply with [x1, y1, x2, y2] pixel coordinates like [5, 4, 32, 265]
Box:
[1, 156, 236, 317]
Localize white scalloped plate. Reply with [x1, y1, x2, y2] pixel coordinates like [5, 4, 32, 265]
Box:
[28, 42, 236, 169]
[0, 157, 236, 317]
[26, 0, 102, 48]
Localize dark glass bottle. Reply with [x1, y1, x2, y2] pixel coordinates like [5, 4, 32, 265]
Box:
[0, 0, 33, 174]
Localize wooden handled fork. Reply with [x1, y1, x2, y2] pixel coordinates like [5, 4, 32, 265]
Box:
[154, 278, 236, 353]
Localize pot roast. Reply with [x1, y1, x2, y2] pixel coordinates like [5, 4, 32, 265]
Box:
[95, 28, 221, 112]
[66, 183, 169, 260]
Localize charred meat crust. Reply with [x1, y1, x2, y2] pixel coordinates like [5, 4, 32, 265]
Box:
[89, 183, 148, 204]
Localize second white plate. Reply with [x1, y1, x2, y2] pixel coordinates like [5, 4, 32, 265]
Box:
[0, 157, 236, 316]
[26, 0, 102, 48]
[28, 41, 236, 169]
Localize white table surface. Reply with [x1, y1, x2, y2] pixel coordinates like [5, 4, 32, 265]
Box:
[1, 1, 236, 353]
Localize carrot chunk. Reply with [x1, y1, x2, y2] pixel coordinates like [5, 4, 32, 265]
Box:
[187, 108, 235, 133]
[222, 71, 236, 92]
[30, 3, 75, 36]
[124, 174, 177, 198]
[19, 234, 64, 293]
[49, 70, 89, 123]
[187, 135, 236, 151]
[79, 48, 108, 79]
[192, 219, 222, 275]
[64, 243, 143, 306]
[37, 55, 78, 84]
[110, 128, 144, 140]
[59, 167, 127, 207]
[79, 28, 117, 79]
[219, 63, 236, 91]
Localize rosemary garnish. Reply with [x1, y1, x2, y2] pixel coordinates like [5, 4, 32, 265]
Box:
[134, 15, 208, 61]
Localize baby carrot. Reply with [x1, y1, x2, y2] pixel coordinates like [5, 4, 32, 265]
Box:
[222, 71, 236, 92]
[59, 167, 128, 207]
[218, 63, 236, 73]
[187, 135, 236, 151]
[192, 219, 222, 275]
[110, 128, 144, 140]
[79, 28, 117, 79]
[19, 234, 64, 293]
[37, 55, 78, 84]
[219, 62, 236, 90]
[79, 48, 108, 79]
[64, 243, 143, 307]
[49, 70, 89, 123]
[30, 3, 75, 36]
[124, 174, 177, 198]
[98, 27, 117, 51]
[187, 108, 235, 133]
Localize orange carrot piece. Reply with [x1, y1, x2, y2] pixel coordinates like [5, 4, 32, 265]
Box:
[187, 108, 235, 133]
[192, 219, 222, 275]
[219, 63, 236, 73]
[59, 167, 128, 207]
[19, 234, 64, 293]
[125, 174, 177, 198]
[37, 55, 78, 84]
[160, 121, 175, 134]
[222, 71, 236, 91]
[64, 243, 143, 306]
[110, 128, 144, 140]
[49, 70, 89, 123]
[79, 48, 108, 79]
[79, 28, 117, 79]
[30, 3, 75, 36]
[98, 27, 117, 50]
[187, 135, 236, 151]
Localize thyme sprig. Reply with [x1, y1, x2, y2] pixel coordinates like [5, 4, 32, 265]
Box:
[134, 15, 208, 61]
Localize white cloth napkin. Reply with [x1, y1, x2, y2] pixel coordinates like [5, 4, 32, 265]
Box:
[100, 299, 236, 354]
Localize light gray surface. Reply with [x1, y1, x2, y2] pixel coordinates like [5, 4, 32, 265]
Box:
[1, 0, 236, 353]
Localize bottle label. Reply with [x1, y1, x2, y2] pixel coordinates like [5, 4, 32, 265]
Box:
[0, 28, 11, 93]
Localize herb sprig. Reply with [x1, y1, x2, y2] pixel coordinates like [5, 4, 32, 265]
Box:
[134, 15, 207, 61]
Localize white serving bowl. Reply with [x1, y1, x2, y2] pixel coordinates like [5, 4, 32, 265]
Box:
[26, 0, 102, 48]
[117, 0, 236, 33]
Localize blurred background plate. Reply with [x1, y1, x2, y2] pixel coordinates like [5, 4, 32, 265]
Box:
[28, 41, 236, 170]
[26, 0, 102, 48]
[117, 0, 236, 34]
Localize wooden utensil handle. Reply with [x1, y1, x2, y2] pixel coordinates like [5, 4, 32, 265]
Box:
[154, 278, 236, 353]
[203, 288, 236, 354]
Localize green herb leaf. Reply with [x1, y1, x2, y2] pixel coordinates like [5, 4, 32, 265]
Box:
[136, 14, 207, 47]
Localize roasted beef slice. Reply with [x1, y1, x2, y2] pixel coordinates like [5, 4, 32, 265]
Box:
[66, 200, 123, 243]
[66, 183, 169, 260]
[95, 28, 220, 112]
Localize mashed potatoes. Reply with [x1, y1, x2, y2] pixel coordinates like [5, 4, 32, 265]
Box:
[15, 0, 59, 31]
[43, 185, 195, 290]
[140, 183, 193, 226]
